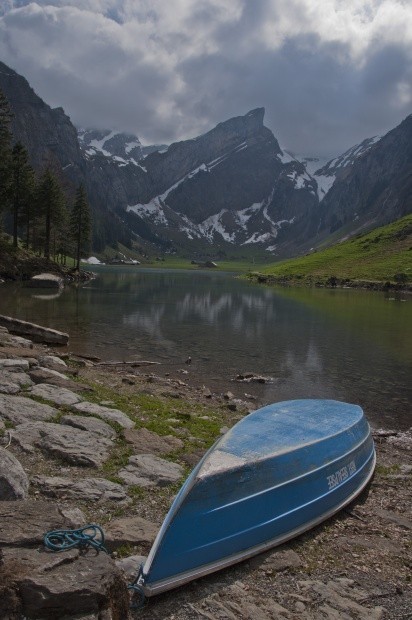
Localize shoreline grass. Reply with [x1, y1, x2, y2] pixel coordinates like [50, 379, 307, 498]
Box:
[246, 215, 412, 287]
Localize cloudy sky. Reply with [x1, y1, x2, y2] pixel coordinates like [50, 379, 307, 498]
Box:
[0, 0, 411, 157]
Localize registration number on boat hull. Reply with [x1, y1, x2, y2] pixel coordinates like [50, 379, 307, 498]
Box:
[327, 460, 356, 490]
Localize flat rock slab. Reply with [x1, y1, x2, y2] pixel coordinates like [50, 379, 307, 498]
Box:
[0, 394, 57, 425]
[119, 453, 184, 487]
[0, 369, 33, 395]
[29, 383, 82, 406]
[29, 367, 92, 392]
[0, 332, 33, 348]
[32, 476, 128, 502]
[0, 315, 68, 345]
[32, 476, 127, 502]
[105, 516, 159, 551]
[0, 500, 77, 547]
[0, 369, 33, 386]
[13, 422, 112, 467]
[32, 366, 68, 380]
[0, 447, 29, 500]
[0, 546, 129, 619]
[38, 354, 68, 369]
[73, 401, 134, 429]
[0, 379, 20, 394]
[0, 358, 30, 371]
[123, 427, 184, 454]
[61, 414, 116, 439]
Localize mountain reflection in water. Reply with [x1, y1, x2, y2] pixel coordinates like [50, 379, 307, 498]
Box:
[0, 266, 410, 430]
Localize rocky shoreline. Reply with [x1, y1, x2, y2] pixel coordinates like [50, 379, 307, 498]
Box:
[0, 326, 411, 619]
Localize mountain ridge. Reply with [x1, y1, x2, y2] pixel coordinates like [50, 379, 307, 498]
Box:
[0, 59, 410, 258]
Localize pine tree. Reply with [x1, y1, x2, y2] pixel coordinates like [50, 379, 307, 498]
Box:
[70, 184, 91, 270]
[0, 89, 12, 219]
[36, 168, 66, 261]
[10, 142, 35, 248]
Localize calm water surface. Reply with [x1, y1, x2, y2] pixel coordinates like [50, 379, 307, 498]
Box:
[0, 266, 411, 430]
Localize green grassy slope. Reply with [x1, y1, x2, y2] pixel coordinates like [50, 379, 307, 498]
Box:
[249, 215, 412, 286]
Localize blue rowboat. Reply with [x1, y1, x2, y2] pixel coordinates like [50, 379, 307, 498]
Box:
[137, 399, 375, 597]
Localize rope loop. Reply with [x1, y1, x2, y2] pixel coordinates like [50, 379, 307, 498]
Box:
[44, 524, 108, 554]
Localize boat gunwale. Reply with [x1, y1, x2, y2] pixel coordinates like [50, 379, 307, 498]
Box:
[141, 444, 376, 596]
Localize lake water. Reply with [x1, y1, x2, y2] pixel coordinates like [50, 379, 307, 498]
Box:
[1, 266, 411, 430]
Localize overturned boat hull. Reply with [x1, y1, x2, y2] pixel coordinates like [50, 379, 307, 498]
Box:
[139, 399, 375, 596]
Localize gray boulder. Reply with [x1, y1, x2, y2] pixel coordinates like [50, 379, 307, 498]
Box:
[61, 414, 116, 439]
[119, 453, 184, 487]
[0, 379, 20, 395]
[13, 422, 112, 466]
[29, 367, 92, 392]
[105, 516, 159, 551]
[0, 358, 30, 371]
[0, 547, 129, 619]
[38, 354, 68, 368]
[32, 476, 128, 503]
[0, 369, 33, 386]
[0, 500, 78, 547]
[29, 383, 82, 406]
[73, 401, 134, 429]
[0, 448, 29, 500]
[0, 369, 33, 395]
[0, 394, 57, 425]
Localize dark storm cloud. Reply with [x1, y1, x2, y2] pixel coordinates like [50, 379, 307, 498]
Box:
[0, 1, 411, 157]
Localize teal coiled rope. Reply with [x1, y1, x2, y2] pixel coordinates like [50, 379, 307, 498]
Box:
[44, 524, 108, 553]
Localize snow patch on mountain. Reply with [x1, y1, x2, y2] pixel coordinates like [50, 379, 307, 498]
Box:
[78, 127, 166, 168]
[277, 149, 296, 164]
[236, 203, 262, 226]
[127, 197, 168, 226]
[288, 135, 382, 201]
[199, 211, 236, 242]
[207, 141, 248, 170]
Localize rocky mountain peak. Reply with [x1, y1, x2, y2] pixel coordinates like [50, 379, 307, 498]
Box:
[78, 128, 143, 163]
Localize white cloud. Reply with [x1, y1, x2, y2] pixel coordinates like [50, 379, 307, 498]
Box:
[0, 1, 411, 155]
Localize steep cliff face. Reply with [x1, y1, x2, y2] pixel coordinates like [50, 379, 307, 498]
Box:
[0, 61, 135, 249]
[316, 115, 412, 240]
[0, 61, 84, 187]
